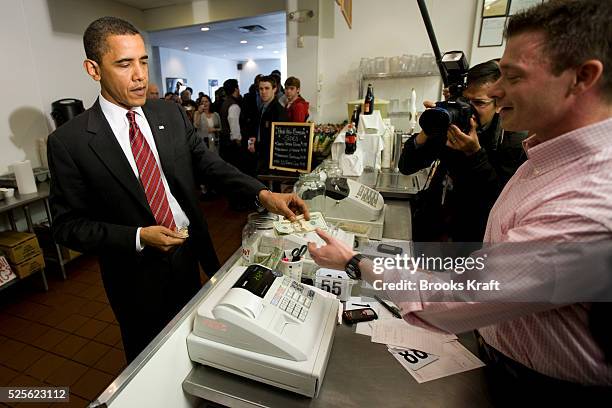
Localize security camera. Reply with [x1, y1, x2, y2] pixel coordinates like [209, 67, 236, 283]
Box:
[288, 9, 314, 22]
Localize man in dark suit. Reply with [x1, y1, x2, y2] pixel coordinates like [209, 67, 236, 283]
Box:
[47, 16, 308, 362]
[246, 75, 289, 174]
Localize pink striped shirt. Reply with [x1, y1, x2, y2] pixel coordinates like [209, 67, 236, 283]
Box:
[393, 118, 612, 385]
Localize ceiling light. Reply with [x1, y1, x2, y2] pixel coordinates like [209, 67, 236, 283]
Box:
[256, 45, 263, 49]
[200, 27, 210, 31]
[240, 40, 248, 44]
[184, 46, 189, 50]
[273, 50, 279, 54]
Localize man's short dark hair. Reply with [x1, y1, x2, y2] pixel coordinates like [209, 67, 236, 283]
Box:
[506, 0, 611, 101]
[223, 79, 239, 95]
[83, 16, 140, 63]
[259, 75, 278, 88]
[467, 60, 500, 88]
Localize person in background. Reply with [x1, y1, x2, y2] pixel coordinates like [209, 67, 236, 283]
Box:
[309, 0, 612, 404]
[163, 91, 174, 101]
[180, 89, 197, 123]
[399, 60, 528, 244]
[195, 91, 205, 106]
[194, 94, 221, 152]
[194, 94, 221, 200]
[270, 69, 286, 107]
[218, 79, 242, 169]
[47, 16, 309, 362]
[239, 74, 264, 176]
[146, 83, 160, 99]
[284, 76, 309, 122]
[247, 75, 288, 174]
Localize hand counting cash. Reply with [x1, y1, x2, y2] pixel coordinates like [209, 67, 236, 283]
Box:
[273, 212, 328, 235]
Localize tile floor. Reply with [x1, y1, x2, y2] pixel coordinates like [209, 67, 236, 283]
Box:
[0, 195, 249, 407]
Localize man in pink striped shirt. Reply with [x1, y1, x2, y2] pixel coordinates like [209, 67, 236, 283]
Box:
[309, 0, 612, 403]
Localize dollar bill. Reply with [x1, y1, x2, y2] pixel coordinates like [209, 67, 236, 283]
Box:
[273, 212, 328, 235]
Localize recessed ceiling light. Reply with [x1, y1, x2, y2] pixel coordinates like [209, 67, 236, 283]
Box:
[256, 45, 263, 49]
[240, 40, 248, 44]
[184, 46, 189, 50]
[200, 27, 210, 31]
[273, 50, 279, 54]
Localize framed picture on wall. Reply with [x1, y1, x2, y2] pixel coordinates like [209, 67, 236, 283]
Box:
[341, 0, 352, 29]
[482, 0, 509, 17]
[478, 17, 506, 47]
[509, 0, 543, 15]
[165, 77, 188, 94]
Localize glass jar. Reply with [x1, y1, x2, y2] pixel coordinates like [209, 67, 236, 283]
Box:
[294, 173, 326, 213]
[241, 212, 281, 266]
[322, 159, 342, 180]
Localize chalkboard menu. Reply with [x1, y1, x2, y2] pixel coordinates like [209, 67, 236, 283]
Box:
[269, 122, 314, 173]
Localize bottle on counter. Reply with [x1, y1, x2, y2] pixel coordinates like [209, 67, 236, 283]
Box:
[363, 84, 375, 115]
[344, 123, 357, 155]
[351, 104, 361, 130]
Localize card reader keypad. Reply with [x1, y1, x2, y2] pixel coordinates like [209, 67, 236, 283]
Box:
[270, 277, 314, 322]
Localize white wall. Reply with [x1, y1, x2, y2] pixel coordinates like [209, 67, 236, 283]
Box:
[0, 0, 143, 175]
[470, 0, 506, 66]
[314, 0, 477, 124]
[238, 59, 282, 93]
[158, 47, 239, 98]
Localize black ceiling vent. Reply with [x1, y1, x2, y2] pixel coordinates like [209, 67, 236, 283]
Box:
[238, 25, 267, 33]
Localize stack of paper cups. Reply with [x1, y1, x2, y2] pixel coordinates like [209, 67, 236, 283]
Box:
[381, 124, 394, 169]
[11, 160, 37, 195]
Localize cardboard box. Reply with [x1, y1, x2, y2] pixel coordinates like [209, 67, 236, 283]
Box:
[0, 256, 17, 287]
[11, 252, 45, 279]
[0, 232, 41, 264]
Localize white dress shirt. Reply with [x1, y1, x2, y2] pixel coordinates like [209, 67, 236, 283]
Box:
[98, 94, 190, 251]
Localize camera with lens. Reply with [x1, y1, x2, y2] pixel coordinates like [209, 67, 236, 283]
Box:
[418, 51, 478, 143]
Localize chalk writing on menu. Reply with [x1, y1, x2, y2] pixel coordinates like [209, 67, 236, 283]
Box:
[269, 122, 314, 173]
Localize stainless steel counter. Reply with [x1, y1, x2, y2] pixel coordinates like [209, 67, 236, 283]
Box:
[184, 330, 493, 408]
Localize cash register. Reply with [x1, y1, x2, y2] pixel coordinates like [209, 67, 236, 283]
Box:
[187, 264, 339, 397]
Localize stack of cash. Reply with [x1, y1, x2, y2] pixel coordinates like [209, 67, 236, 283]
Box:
[273, 212, 328, 235]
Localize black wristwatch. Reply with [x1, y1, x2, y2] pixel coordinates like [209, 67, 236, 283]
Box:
[345, 254, 365, 279]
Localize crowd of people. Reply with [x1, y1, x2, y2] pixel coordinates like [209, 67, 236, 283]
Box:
[147, 70, 310, 178]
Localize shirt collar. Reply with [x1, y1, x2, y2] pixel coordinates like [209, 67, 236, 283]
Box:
[523, 118, 612, 175]
[99, 93, 145, 122]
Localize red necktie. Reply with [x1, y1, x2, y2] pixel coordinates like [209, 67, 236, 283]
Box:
[127, 111, 176, 230]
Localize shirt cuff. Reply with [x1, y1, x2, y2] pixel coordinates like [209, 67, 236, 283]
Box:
[136, 227, 144, 252]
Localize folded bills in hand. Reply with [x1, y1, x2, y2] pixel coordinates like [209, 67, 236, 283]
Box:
[273, 212, 328, 235]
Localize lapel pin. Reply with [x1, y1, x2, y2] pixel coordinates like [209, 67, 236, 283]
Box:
[158, 125, 165, 130]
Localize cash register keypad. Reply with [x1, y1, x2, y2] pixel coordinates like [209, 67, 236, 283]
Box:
[270, 277, 314, 321]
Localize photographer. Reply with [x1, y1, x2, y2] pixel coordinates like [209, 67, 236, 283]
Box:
[399, 60, 528, 243]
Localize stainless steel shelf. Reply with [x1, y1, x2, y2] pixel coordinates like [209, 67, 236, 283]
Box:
[362, 72, 439, 80]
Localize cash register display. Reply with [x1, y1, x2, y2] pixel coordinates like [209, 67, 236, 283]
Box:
[270, 277, 314, 322]
[232, 265, 279, 298]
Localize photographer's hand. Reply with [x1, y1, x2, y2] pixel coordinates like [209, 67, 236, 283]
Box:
[415, 100, 438, 145]
[447, 117, 480, 155]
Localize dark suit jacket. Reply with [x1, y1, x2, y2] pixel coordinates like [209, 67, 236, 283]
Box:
[47, 98, 264, 327]
[256, 98, 288, 173]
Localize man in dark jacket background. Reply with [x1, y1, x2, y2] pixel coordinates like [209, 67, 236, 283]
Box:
[246, 75, 288, 174]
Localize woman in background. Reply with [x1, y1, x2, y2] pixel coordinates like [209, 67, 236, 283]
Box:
[194, 95, 221, 153]
[193, 95, 221, 200]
